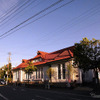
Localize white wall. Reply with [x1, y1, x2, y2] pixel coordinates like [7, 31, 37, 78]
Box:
[12, 60, 80, 83]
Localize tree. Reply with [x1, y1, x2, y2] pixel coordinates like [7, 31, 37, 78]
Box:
[7, 63, 12, 83]
[0, 68, 5, 79]
[73, 37, 100, 84]
[1, 63, 13, 84]
[24, 61, 37, 84]
[66, 62, 78, 88]
[46, 67, 55, 89]
[66, 63, 74, 83]
[46, 67, 55, 82]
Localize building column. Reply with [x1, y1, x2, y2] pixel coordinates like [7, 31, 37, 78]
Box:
[79, 69, 82, 83]
[40, 68, 41, 79]
[61, 64, 63, 79]
[20, 70, 23, 82]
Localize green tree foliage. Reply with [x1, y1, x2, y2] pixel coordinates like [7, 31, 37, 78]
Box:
[74, 37, 100, 83]
[24, 61, 37, 84]
[8, 63, 12, 82]
[0, 63, 12, 83]
[0, 68, 5, 79]
[2, 63, 12, 82]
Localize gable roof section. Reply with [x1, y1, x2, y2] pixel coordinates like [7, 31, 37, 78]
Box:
[29, 51, 48, 60]
[13, 62, 28, 70]
[45, 46, 74, 61]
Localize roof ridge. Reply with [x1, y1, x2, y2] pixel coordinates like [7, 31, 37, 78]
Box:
[37, 50, 48, 54]
[49, 46, 74, 54]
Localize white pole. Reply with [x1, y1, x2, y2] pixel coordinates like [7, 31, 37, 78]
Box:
[6, 71, 8, 85]
[79, 69, 82, 83]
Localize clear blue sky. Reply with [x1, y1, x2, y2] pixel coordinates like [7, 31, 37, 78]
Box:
[0, 0, 100, 67]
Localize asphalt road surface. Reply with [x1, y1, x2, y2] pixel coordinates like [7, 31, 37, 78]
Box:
[0, 85, 99, 100]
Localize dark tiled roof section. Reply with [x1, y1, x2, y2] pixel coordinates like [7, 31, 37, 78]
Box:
[45, 46, 74, 61]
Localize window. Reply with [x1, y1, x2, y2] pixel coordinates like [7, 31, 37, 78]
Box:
[26, 73, 28, 79]
[41, 68, 43, 78]
[38, 68, 40, 78]
[26, 73, 31, 79]
[29, 73, 31, 79]
[36, 70, 37, 79]
[16, 71, 19, 79]
[39, 58, 42, 61]
[48, 64, 51, 79]
[58, 64, 61, 79]
[16, 71, 18, 79]
[33, 60, 36, 63]
[62, 63, 66, 79]
[33, 58, 42, 63]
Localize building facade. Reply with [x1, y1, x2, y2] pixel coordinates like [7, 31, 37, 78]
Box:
[13, 46, 98, 83]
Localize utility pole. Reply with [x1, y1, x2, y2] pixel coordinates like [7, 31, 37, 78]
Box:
[6, 52, 11, 85]
[8, 52, 11, 64]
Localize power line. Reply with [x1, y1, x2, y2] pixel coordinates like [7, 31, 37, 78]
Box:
[0, 0, 36, 28]
[60, 3, 100, 31]
[18, 0, 100, 41]
[33, 1, 100, 46]
[0, 0, 32, 24]
[31, 0, 45, 9]
[0, 0, 20, 20]
[0, 0, 63, 38]
[0, 0, 45, 30]
[41, 1, 100, 41]
[0, 0, 75, 40]
[60, 7, 100, 33]
[74, 19, 100, 33]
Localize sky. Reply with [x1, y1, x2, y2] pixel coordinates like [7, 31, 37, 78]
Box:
[0, 0, 100, 67]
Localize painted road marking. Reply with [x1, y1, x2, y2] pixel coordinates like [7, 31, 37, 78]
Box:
[69, 97, 81, 100]
[0, 93, 9, 100]
[36, 95, 52, 100]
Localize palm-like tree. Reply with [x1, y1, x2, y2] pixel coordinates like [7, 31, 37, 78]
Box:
[24, 61, 37, 84]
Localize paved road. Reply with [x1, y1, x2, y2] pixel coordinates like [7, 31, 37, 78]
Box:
[0, 85, 99, 100]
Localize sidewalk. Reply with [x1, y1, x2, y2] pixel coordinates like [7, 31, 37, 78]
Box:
[74, 86, 93, 91]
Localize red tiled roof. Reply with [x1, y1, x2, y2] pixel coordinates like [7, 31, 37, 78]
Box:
[46, 56, 71, 63]
[29, 51, 48, 60]
[45, 53, 59, 60]
[45, 46, 74, 61]
[37, 51, 48, 56]
[22, 59, 28, 63]
[13, 46, 74, 70]
[33, 61, 46, 66]
[13, 62, 28, 70]
[32, 55, 41, 59]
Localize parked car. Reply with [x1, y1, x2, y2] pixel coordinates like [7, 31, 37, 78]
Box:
[0, 79, 6, 85]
